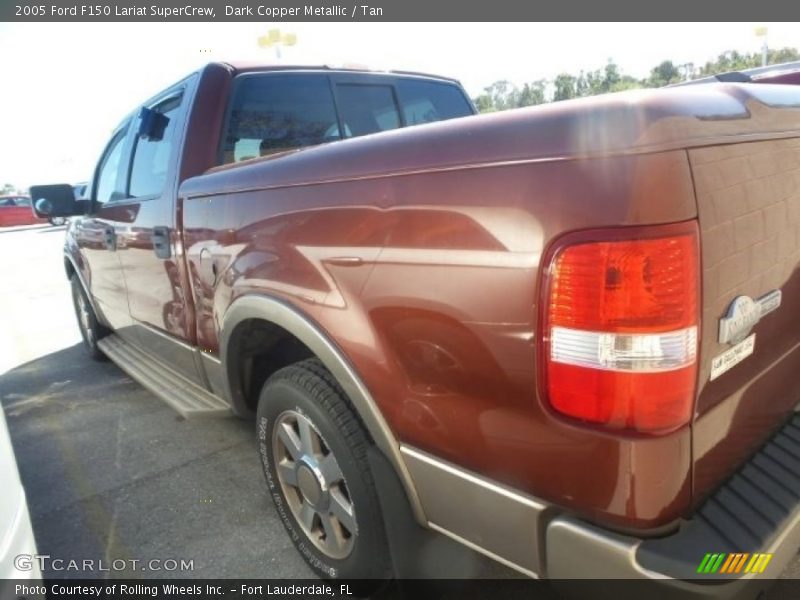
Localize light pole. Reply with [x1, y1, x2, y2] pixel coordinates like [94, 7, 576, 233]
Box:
[755, 26, 768, 67]
[257, 29, 297, 61]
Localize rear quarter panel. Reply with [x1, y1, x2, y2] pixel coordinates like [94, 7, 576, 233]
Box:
[183, 149, 698, 530]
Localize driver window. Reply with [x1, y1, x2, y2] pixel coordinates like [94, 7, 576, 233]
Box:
[129, 94, 183, 198]
[95, 128, 128, 204]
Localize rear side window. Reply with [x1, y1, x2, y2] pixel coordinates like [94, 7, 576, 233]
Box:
[221, 74, 340, 164]
[335, 84, 401, 137]
[129, 95, 183, 198]
[219, 73, 474, 166]
[395, 79, 473, 125]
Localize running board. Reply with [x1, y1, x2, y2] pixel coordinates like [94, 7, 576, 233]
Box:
[98, 334, 232, 418]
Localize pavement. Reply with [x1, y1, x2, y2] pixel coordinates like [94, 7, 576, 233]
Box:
[0, 224, 796, 590]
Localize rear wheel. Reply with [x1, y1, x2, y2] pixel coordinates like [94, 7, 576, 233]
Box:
[48, 217, 67, 226]
[256, 358, 392, 583]
[70, 275, 109, 361]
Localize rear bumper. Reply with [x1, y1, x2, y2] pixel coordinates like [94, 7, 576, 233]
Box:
[546, 414, 800, 598]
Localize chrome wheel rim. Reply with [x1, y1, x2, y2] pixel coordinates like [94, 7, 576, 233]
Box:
[272, 410, 356, 559]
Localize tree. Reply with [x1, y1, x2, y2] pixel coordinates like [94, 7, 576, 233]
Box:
[472, 80, 515, 113]
[1, 183, 15, 195]
[472, 46, 799, 113]
[473, 79, 547, 112]
[698, 47, 800, 77]
[648, 60, 682, 87]
[769, 47, 800, 64]
[516, 81, 546, 107]
[553, 73, 577, 101]
[603, 61, 621, 91]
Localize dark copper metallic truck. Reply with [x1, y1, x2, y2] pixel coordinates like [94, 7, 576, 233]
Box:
[32, 62, 800, 595]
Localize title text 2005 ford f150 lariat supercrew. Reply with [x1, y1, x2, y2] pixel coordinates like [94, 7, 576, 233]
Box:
[32, 62, 800, 596]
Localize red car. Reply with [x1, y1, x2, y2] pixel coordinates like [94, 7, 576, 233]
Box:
[0, 196, 46, 227]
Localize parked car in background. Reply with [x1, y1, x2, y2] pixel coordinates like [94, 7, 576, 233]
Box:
[0, 196, 47, 227]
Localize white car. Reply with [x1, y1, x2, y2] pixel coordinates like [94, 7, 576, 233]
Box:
[0, 405, 41, 579]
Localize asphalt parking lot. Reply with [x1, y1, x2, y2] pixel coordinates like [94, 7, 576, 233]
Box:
[0, 224, 797, 591]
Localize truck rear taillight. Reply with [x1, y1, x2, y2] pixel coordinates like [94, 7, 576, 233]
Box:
[542, 222, 700, 433]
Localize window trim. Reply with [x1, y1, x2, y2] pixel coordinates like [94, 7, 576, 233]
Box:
[91, 120, 132, 208]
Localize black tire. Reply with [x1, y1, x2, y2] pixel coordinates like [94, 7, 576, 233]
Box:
[256, 358, 392, 584]
[48, 217, 67, 226]
[70, 274, 109, 361]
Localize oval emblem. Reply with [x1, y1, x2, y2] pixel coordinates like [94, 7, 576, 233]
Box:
[718, 290, 781, 346]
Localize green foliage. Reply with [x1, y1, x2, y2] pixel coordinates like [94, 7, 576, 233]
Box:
[471, 47, 800, 113]
[697, 47, 800, 76]
[473, 79, 546, 112]
[647, 60, 682, 87]
[553, 73, 577, 101]
[0, 183, 15, 195]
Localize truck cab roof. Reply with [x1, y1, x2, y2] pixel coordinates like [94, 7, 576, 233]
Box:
[214, 60, 463, 85]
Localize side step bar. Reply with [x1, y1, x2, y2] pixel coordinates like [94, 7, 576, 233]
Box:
[98, 334, 232, 418]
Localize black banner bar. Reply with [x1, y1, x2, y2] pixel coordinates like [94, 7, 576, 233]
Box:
[3, 579, 800, 600]
[3, 0, 799, 22]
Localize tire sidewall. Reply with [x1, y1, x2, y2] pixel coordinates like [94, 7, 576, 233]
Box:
[71, 276, 104, 358]
[256, 377, 386, 580]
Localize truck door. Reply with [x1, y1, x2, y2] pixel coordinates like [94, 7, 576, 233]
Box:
[114, 82, 205, 386]
[73, 123, 134, 334]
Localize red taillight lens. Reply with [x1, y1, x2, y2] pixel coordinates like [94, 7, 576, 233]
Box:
[543, 223, 700, 433]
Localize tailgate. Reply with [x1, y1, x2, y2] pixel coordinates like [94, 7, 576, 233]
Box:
[691, 135, 800, 503]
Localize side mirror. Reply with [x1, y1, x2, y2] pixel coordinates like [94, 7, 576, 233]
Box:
[138, 106, 169, 141]
[29, 184, 87, 218]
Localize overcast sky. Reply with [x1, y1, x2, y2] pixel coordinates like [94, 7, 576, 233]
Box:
[1, 22, 796, 188]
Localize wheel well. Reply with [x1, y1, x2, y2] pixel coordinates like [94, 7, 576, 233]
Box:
[226, 318, 316, 414]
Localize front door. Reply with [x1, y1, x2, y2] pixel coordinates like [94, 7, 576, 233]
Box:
[74, 123, 133, 334]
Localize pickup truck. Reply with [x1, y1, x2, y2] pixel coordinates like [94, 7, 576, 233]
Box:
[31, 62, 800, 596]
